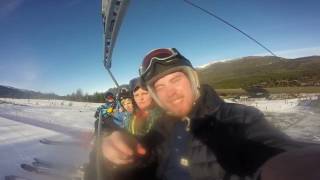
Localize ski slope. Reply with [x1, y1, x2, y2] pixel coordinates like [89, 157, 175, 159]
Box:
[0, 97, 319, 179]
[0, 98, 101, 180]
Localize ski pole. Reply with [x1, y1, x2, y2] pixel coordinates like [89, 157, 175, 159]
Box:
[96, 110, 103, 180]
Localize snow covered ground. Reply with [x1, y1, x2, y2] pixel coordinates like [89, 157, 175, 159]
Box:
[0, 97, 319, 179]
[232, 97, 320, 141]
[0, 98, 102, 180]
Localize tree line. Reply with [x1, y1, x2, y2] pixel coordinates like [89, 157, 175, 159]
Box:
[62, 85, 128, 103]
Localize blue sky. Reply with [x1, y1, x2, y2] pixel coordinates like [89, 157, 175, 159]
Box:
[0, 0, 320, 95]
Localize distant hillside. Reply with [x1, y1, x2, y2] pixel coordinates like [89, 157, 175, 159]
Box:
[2, 56, 319, 100]
[0, 84, 129, 103]
[0, 85, 59, 99]
[197, 56, 320, 89]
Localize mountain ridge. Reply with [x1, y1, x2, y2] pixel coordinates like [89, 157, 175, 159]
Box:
[197, 55, 320, 89]
[1, 55, 320, 98]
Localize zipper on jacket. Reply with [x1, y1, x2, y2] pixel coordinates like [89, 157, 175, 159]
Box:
[182, 117, 191, 131]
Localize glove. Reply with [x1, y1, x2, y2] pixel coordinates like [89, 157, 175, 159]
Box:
[107, 107, 114, 114]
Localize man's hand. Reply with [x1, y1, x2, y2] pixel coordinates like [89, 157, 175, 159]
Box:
[102, 131, 146, 165]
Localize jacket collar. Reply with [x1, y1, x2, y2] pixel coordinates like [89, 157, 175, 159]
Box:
[188, 84, 224, 119]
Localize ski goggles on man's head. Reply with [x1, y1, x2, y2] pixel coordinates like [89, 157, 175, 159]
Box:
[139, 48, 192, 83]
[139, 48, 179, 76]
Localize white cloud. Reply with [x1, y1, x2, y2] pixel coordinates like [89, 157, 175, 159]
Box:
[196, 59, 230, 68]
[257, 46, 320, 59]
[0, 0, 25, 19]
[196, 46, 320, 68]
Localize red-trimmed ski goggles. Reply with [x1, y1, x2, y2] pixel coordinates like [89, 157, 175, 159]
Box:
[139, 48, 192, 83]
[139, 48, 184, 76]
[106, 95, 114, 100]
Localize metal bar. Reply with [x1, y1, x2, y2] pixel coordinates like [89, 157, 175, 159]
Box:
[106, 68, 120, 88]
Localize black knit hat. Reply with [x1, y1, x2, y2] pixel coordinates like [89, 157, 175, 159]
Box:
[104, 91, 114, 99]
[118, 88, 132, 101]
[139, 48, 193, 85]
[129, 77, 146, 92]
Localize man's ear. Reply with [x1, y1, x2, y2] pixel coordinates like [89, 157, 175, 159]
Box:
[165, 111, 171, 115]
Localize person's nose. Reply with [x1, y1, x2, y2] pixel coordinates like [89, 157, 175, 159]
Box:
[166, 85, 177, 98]
[137, 97, 143, 103]
[139, 97, 144, 103]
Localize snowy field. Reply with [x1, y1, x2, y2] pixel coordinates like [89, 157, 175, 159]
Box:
[0, 98, 102, 180]
[233, 97, 320, 141]
[0, 97, 320, 179]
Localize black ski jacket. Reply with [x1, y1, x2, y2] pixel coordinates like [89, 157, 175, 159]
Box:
[154, 84, 318, 180]
[87, 84, 318, 180]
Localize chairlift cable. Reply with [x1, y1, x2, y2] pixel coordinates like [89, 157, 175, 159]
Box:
[183, 0, 277, 57]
